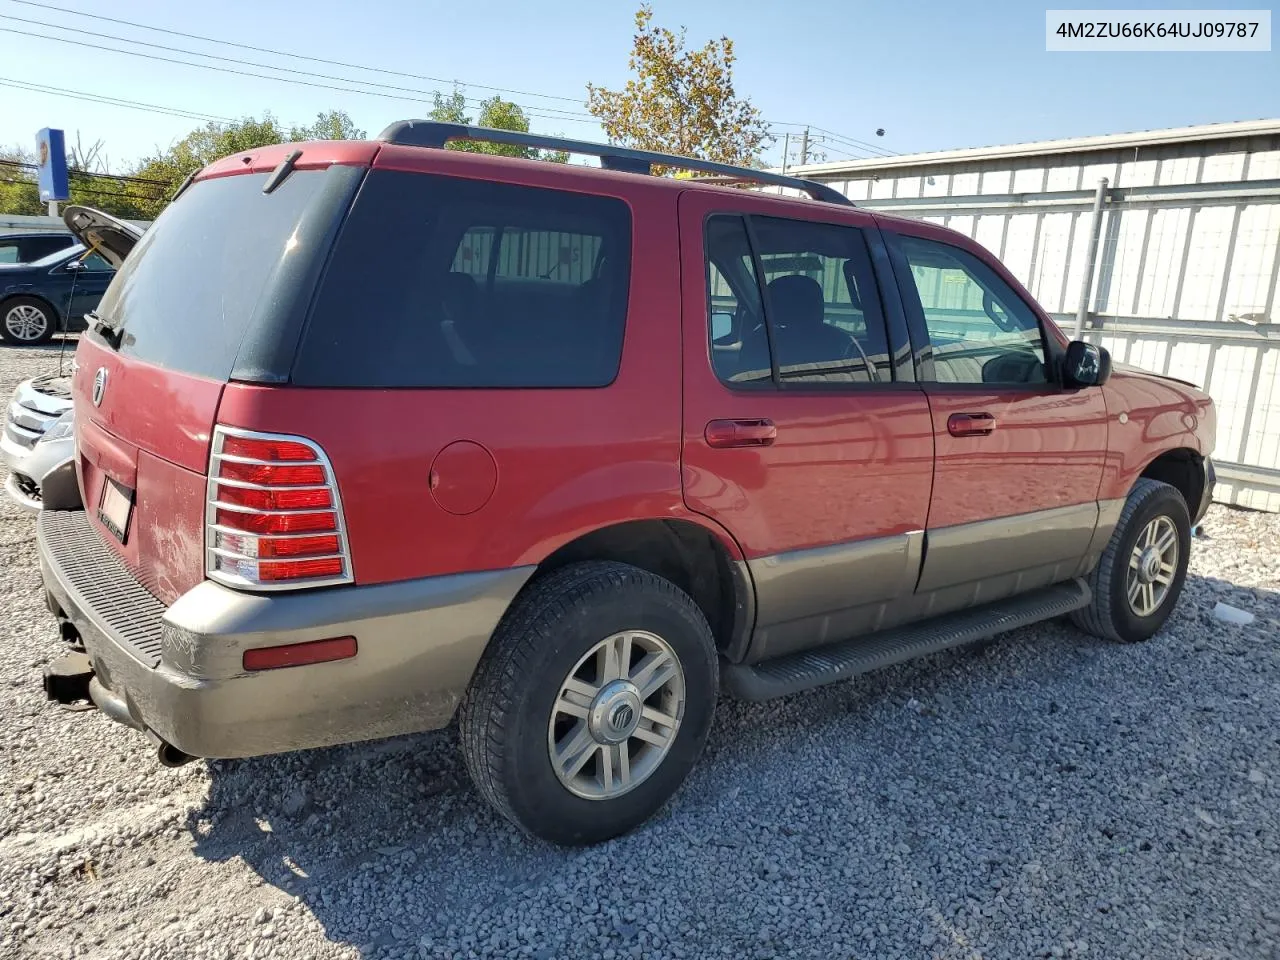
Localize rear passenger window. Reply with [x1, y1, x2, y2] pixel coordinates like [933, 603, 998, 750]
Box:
[294, 171, 631, 388]
[704, 214, 891, 387]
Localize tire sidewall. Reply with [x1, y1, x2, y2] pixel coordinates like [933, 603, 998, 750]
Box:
[500, 576, 717, 845]
[1107, 487, 1191, 642]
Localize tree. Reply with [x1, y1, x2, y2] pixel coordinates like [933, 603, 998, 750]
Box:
[128, 110, 362, 218]
[586, 4, 772, 173]
[428, 86, 568, 163]
[0, 145, 43, 216]
[290, 109, 367, 142]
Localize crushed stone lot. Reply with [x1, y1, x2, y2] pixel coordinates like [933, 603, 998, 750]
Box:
[1, 343, 1278, 960]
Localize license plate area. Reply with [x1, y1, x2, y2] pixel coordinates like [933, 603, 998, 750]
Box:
[97, 478, 134, 544]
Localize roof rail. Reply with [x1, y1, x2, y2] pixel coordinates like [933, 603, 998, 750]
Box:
[376, 121, 853, 207]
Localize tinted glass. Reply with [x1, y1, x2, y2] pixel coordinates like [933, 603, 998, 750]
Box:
[704, 214, 890, 387]
[95, 170, 330, 379]
[295, 170, 631, 388]
[0, 246, 16, 264]
[80, 252, 113, 272]
[31, 244, 84, 268]
[704, 216, 769, 386]
[896, 235, 1047, 385]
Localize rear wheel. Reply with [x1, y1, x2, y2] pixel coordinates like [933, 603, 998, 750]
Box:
[1071, 478, 1191, 642]
[1, 297, 56, 345]
[459, 561, 718, 845]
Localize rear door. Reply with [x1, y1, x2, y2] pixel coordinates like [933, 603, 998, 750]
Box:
[678, 191, 935, 663]
[882, 221, 1108, 600]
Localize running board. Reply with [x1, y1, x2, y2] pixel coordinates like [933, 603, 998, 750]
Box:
[723, 580, 1091, 701]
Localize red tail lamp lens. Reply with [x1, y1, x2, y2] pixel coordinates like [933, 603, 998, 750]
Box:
[256, 535, 340, 558]
[219, 461, 327, 486]
[217, 486, 333, 510]
[221, 436, 317, 462]
[257, 557, 344, 581]
[216, 509, 336, 534]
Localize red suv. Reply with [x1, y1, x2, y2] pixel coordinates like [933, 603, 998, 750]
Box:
[40, 123, 1215, 846]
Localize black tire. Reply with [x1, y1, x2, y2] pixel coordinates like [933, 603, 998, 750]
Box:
[459, 561, 718, 846]
[1071, 478, 1191, 642]
[0, 296, 57, 345]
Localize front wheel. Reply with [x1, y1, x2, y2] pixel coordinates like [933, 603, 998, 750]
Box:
[1, 297, 57, 345]
[459, 561, 718, 845]
[1071, 478, 1191, 642]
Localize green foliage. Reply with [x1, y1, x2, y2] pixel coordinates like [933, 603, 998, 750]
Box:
[586, 4, 772, 173]
[290, 110, 367, 142]
[428, 87, 569, 163]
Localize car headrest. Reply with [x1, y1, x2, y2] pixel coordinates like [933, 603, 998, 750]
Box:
[766, 274, 825, 329]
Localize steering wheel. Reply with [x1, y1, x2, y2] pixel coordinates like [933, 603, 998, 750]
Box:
[840, 333, 877, 381]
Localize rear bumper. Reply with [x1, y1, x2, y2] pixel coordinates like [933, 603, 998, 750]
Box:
[38, 509, 532, 759]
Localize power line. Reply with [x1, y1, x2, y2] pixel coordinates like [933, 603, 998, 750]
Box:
[0, 13, 594, 122]
[5, 0, 586, 106]
[0, 75, 235, 125]
[770, 120, 896, 158]
[3, 1, 890, 154]
[0, 157, 172, 187]
[0, 25, 599, 126]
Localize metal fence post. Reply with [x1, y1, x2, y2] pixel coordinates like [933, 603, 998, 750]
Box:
[1073, 177, 1109, 339]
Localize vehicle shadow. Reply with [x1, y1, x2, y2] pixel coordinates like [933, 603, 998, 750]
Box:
[183, 569, 1278, 957]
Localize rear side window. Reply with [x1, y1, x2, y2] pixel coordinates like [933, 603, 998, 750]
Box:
[704, 214, 891, 387]
[294, 171, 632, 388]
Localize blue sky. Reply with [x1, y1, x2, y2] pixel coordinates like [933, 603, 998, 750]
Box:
[0, 0, 1276, 169]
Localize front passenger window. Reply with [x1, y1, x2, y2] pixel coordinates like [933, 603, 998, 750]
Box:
[896, 235, 1047, 385]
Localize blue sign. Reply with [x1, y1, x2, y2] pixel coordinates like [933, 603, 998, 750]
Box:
[36, 128, 69, 202]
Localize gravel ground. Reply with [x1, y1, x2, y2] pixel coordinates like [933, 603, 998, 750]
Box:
[1, 343, 1278, 960]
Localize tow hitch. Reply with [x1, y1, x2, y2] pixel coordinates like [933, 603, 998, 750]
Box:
[42, 651, 95, 711]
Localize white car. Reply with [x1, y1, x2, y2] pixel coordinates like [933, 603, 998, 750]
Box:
[3, 375, 77, 511]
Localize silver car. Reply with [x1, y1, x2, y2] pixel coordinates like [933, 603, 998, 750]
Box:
[2, 374, 77, 512]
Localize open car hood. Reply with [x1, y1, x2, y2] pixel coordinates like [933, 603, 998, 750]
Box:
[61, 205, 144, 269]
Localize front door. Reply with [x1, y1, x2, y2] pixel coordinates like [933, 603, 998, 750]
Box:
[66, 251, 116, 321]
[882, 223, 1108, 602]
[678, 191, 935, 663]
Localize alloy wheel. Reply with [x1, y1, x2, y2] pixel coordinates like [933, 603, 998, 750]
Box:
[1126, 514, 1179, 617]
[4, 304, 50, 342]
[547, 630, 685, 800]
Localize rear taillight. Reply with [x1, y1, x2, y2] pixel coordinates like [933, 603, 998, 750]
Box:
[206, 427, 353, 590]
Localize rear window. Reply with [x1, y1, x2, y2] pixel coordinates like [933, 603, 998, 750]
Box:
[95, 170, 333, 380]
[292, 170, 632, 388]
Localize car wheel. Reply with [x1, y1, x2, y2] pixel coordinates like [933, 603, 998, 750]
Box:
[1, 297, 56, 345]
[459, 560, 718, 846]
[1071, 478, 1191, 643]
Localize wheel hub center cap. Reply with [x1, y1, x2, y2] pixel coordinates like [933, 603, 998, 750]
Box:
[1138, 546, 1162, 583]
[588, 680, 642, 744]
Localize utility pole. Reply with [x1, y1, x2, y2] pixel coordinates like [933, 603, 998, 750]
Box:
[781, 132, 790, 174]
[1073, 177, 1110, 340]
[798, 127, 810, 167]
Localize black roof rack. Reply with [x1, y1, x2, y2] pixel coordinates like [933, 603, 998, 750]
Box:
[376, 121, 853, 207]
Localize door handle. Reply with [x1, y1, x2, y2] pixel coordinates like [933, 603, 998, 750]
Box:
[705, 418, 777, 448]
[947, 412, 997, 437]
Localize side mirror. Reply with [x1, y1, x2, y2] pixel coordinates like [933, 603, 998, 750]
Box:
[1064, 340, 1111, 388]
[63, 259, 84, 272]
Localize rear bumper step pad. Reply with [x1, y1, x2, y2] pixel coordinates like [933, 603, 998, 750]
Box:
[723, 579, 1091, 701]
